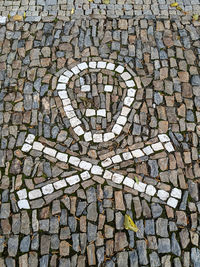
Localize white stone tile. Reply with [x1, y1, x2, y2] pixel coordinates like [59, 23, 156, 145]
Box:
[123, 177, 135, 188]
[93, 134, 103, 143]
[84, 132, 92, 142]
[58, 75, 69, 83]
[103, 170, 113, 180]
[142, 146, 154, 155]
[146, 185, 156, 196]
[22, 143, 32, 152]
[32, 141, 44, 151]
[112, 155, 122, 164]
[81, 85, 91, 92]
[124, 96, 134, 107]
[115, 65, 124, 73]
[127, 88, 136, 97]
[126, 80, 135, 87]
[56, 152, 68, 162]
[69, 156, 80, 167]
[112, 124, 123, 135]
[58, 90, 68, 99]
[66, 175, 80, 185]
[152, 142, 164, 151]
[86, 109, 96, 117]
[101, 158, 112, 167]
[171, 188, 182, 199]
[104, 132, 115, 142]
[0, 16, 7, 25]
[157, 190, 169, 201]
[53, 179, 67, 190]
[121, 72, 131, 81]
[121, 106, 131, 116]
[97, 61, 106, 68]
[17, 189, 27, 200]
[79, 161, 92, 170]
[29, 189, 42, 200]
[158, 134, 170, 143]
[43, 147, 57, 157]
[112, 173, 124, 184]
[91, 165, 104, 175]
[89, 61, 97, 69]
[122, 152, 133, 160]
[74, 126, 84, 136]
[63, 70, 73, 78]
[134, 182, 147, 192]
[62, 98, 71, 106]
[64, 105, 74, 113]
[97, 109, 106, 117]
[77, 62, 88, 70]
[56, 83, 66, 90]
[80, 171, 91, 181]
[164, 142, 174, 152]
[104, 85, 113, 92]
[106, 63, 115, 70]
[70, 117, 81, 128]
[25, 134, 35, 144]
[116, 115, 127, 125]
[167, 197, 178, 208]
[42, 184, 54, 195]
[71, 66, 80, 74]
[18, 199, 30, 209]
[131, 149, 145, 158]
[65, 110, 76, 119]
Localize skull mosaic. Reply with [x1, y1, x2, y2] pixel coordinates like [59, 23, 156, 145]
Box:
[17, 60, 182, 210]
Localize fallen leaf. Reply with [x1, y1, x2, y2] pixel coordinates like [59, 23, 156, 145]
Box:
[13, 14, 23, 21]
[170, 2, 179, 7]
[124, 214, 139, 232]
[103, 0, 110, 3]
[134, 176, 139, 184]
[88, 0, 93, 2]
[71, 8, 74, 14]
[24, 12, 26, 18]
[176, 6, 182, 11]
[193, 14, 199, 21]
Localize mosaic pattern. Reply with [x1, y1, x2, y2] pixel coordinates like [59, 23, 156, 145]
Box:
[17, 61, 182, 210]
[0, 7, 200, 267]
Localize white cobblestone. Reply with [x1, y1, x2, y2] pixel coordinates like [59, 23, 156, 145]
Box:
[167, 197, 178, 208]
[53, 179, 67, 190]
[18, 200, 30, 209]
[91, 165, 104, 175]
[103, 170, 113, 180]
[134, 181, 147, 192]
[56, 152, 68, 162]
[123, 177, 135, 188]
[43, 147, 57, 157]
[42, 184, 54, 195]
[112, 173, 124, 184]
[69, 156, 80, 167]
[157, 190, 169, 201]
[79, 160, 92, 170]
[33, 141, 44, 151]
[29, 189, 42, 200]
[66, 175, 80, 185]
[17, 189, 27, 200]
[146, 185, 156, 196]
[25, 134, 35, 144]
[22, 143, 32, 152]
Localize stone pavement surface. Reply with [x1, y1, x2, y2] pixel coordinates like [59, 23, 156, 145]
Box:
[0, 0, 200, 266]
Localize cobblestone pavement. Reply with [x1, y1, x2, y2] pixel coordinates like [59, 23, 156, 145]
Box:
[0, 0, 200, 266]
